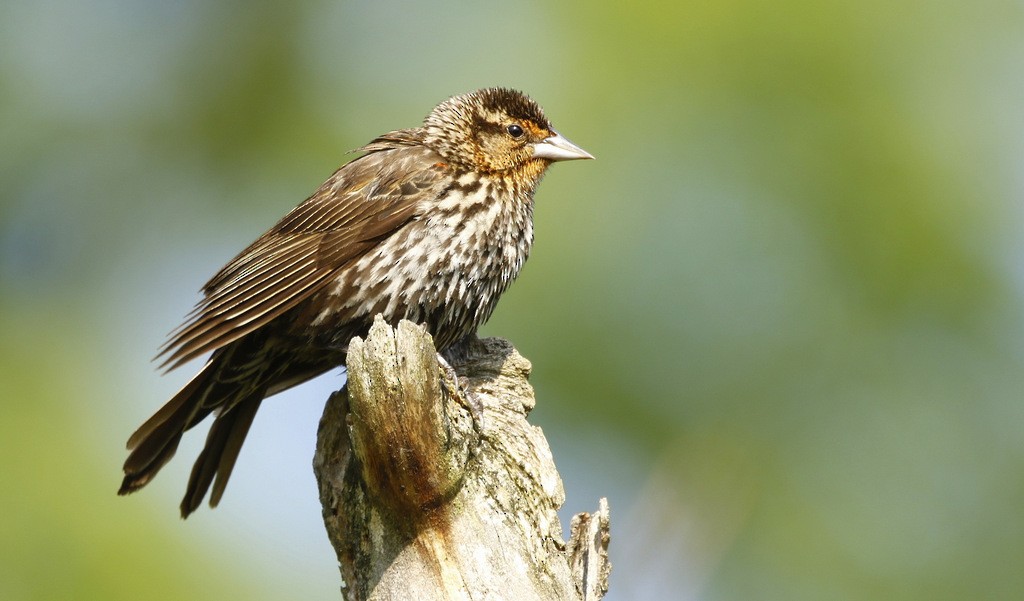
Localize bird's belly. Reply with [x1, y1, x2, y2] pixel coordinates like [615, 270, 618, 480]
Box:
[299, 207, 532, 351]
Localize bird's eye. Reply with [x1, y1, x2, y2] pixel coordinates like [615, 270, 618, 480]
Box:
[506, 124, 525, 138]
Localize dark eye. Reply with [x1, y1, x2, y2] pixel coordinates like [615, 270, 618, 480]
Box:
[506, 124, 525, 138]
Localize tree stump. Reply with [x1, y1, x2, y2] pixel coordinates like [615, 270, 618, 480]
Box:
[313, 317, 610, 600]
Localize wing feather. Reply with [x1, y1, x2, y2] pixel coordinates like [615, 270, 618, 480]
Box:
[158, 140, 446, 370]
[190, 243, 320, 318]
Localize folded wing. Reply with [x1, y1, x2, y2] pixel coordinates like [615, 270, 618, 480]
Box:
[157, 142, 445, 370]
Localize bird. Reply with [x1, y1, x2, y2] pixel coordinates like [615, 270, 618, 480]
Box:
[118, 87, 593, 518]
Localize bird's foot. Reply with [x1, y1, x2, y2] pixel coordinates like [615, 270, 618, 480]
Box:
[436, 352, 484, 431]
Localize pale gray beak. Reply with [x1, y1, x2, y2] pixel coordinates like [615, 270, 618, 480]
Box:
[532, 131, 594, 161]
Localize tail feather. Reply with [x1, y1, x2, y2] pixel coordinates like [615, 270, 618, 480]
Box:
[119, 362, 217, 495]
[180, 395, 263, 518]
[118, 344, 257, 509]
[121, 335, 337, 517]
[125, 376, 194, 451]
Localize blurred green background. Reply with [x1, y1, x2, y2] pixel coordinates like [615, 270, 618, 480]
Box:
[3, 1, 1023, 599]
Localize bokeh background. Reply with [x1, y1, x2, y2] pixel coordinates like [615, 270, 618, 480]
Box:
[3, 1, 1023, 599]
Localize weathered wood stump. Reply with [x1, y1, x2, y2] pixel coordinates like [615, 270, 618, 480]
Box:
[313, 317, 610, 600]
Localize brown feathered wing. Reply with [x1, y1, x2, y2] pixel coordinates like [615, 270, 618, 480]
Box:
[156, 139, 443, 371]
[122, 137, 448, 514]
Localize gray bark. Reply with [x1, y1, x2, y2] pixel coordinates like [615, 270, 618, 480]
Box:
[313, 317, 610, 600]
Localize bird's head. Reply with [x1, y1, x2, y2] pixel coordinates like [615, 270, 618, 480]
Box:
[423, 88, 593, 176]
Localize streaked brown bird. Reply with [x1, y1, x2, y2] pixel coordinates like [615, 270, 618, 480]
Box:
[119, 87, 593, 517]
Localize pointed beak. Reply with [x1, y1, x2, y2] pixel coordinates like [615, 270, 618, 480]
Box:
[532, 131, 594, 162]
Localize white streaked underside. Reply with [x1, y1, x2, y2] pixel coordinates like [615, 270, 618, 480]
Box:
[311, 175, 534, 347]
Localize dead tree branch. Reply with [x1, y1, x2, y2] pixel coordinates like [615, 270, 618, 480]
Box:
[313, 317, 610, 600]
